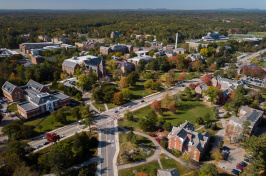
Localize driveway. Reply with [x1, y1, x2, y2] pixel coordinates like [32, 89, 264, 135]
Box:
[217, 144, 246, 173]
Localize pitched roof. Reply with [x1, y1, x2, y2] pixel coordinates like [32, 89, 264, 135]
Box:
[2, 81, 17, 94]
[199, 83, 208, 90]
[30, 93, 58, 105]
[62, 60, 79, 69]
[27, 79, 45, 93]
[157, 168, 180, 176]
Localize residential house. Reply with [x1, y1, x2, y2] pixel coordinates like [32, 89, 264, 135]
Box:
[168, 121, 210, 162]
[157, 168, 180, 176]
[195, 83, 208, 94]
[226, 106, 264, 137]
[110, 31, 121, 39]
[51, 37, 71, 44]
[173, 48, 187, 54]
[186, 53, 206, 62]
[38, 35, 51, 42]
[212, 76, 243, 97]
[116, 60, 135, 73]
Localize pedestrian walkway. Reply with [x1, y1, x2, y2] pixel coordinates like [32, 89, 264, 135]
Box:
[104, 101, 109, 111]
[158, 154, 163, 169]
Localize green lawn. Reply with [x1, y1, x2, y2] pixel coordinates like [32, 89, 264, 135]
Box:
[92, 102, 106, 112]
[158, 72, 203, 81]
[119, 101, 214, 132]
[118, 133, 155, 165]
[32, 111, 78, 134]
[7, 102, 21, 112]
[129, 82, 159, 100]
[106, 102, 117, 110]
[24, 117, 45, 127]
[160, 154, 192, 175]
[118, 160, 160, 176]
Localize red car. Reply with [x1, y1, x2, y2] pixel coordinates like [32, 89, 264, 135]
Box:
[236, 164, 243, 171]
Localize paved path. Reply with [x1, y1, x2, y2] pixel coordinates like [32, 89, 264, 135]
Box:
[117, 127, 198, 170]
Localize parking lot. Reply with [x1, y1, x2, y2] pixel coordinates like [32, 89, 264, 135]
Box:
[218, 144, 246, 174]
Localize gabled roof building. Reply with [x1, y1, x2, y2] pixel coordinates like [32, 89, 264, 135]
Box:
[2, 80, 70, 119]
[168, 121, 210, 162]
[157, 168, 180, 176]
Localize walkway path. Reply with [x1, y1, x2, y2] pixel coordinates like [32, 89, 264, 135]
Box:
[104, 100, 109, 111]
[117, 127, 198, 170]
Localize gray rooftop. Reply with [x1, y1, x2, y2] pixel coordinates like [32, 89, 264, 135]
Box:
[18, 102, 38, 111]
[27, 79, 45, 93]
[52, 92, 69, 100]
[2, 81, 17, 94]
[62, 60, 79, 69]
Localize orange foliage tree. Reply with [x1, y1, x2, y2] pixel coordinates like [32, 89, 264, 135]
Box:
[178, 72, 187, 81]
[151, 100, 161, 112]
[135, 172, 149, 176]
[119, 77, 129, 88]
[113, 92, 124, 105]
[200, 74, 212, 86]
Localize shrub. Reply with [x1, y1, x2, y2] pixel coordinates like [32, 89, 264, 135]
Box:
[196, 116, 204, 125]
[158, 128, 163, 132]
[155, 138, 160, 143]
[161, 140, 168, 149]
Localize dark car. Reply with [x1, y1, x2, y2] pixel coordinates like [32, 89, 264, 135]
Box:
[239, 161, 247, 167]
[231, 169, 239, 175]
[141, 100, 145, 103]
[43, 142, 49, 145]
[244, 158, 251, 163]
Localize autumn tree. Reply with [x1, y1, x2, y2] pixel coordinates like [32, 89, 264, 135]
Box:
[161, 90, 175, 109]
[119, 77, 129, 88]
[113, 92, 124, 105]
[192, 60, 205, 72]
[81, 105, 95, 133]
[135, 172, 149, 176]
[211, 147, 223, 163]
[47, 133, 60, 144]
[178, 72, 187, 81]
[189, 83, 196, 90]
[138, 110, 158, 131]
[210, 64, 216, 71]
[200, 74, 212, 86]
[151, 100, 161, 112]
[203, 86, 222, 103]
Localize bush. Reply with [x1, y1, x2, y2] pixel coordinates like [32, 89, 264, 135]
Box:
[155, 138, 160, 143]
[158, 128, 163, 132]
[161, 140, 168, 149]
[149, 133, 156, 137]
[196, 116, 204, 125]
[224, 112, 230, 118]
[172, 150, 180, 157]
[205, 122, 212, 129]
[211, 123, 217, 130]
[195, 95, 200, 101]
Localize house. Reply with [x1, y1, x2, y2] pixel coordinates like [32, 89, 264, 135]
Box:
[157, 168, 180, 176]
[110, 31, 121, 39]
[186, 53, 206, 62]
[2, 80, 70, 119]
[31, 55, 45, 64]
[116, 60, 135, 73]
[195, 84, 208, 94]
[38, 35, 51, 42]
[127, 55, 151, 66]
[168, 121, 210, 162]
[212, 76, 243, 97]
[173, 48, 187, 54]
[62, 55, 107, 78]
[51, 37, 71, 44]
[75, 41, 104, 50]
[150, 42, 164, 49]
[226, 106, 264, 137]
[164, 50, 177, 58]
[21, 33, 33, 39]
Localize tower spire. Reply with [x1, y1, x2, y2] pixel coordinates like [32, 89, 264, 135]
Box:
[175, 32, 178, 49]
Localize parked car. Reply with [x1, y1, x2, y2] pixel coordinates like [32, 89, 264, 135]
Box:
[36, 144, 43, 149]
[43, 142, 49, 145]
[236, 164, 243, 171]
[244, 158, 251, 163]
[231, 169, 239, 175]
[141, 100, 145, 103]
[235, 168, 242, 173]
[114, 110, 119, 113]
[239, 161, 247, 167]
[60, 135, 65, 138]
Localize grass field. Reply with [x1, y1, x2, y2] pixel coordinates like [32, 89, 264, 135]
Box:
[92, 102, 106, 112]
[160, 154, 192, 175]
[119, 101, 214, 132]
[118, 160, 160, 176]
[158, 72, 202, 81]
[24, 117, 45, 127]
[118, 133, 155, 165]
[7, 102, 21, 112]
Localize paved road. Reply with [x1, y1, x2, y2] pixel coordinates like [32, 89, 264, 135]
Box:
[99, 120, 116, 176]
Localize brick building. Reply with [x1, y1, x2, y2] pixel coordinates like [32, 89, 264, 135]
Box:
[100, 44, 133, 55]
[2, 80, 70, 119]
[19, 42, 60, 53]
[226, 106, 264, 137]
[51, 37, 71, 44]
[75, 41, 104, 50]
[38, 35, 51, 42]
[168, 122, 210, 162]
[110, 31, 121, 39]
[195, 83, 208, 95]
[62, 55, 107, 78]
[31, 55, 45, 64]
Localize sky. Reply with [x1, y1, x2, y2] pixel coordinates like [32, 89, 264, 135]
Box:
[1, 0, 266, 10]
